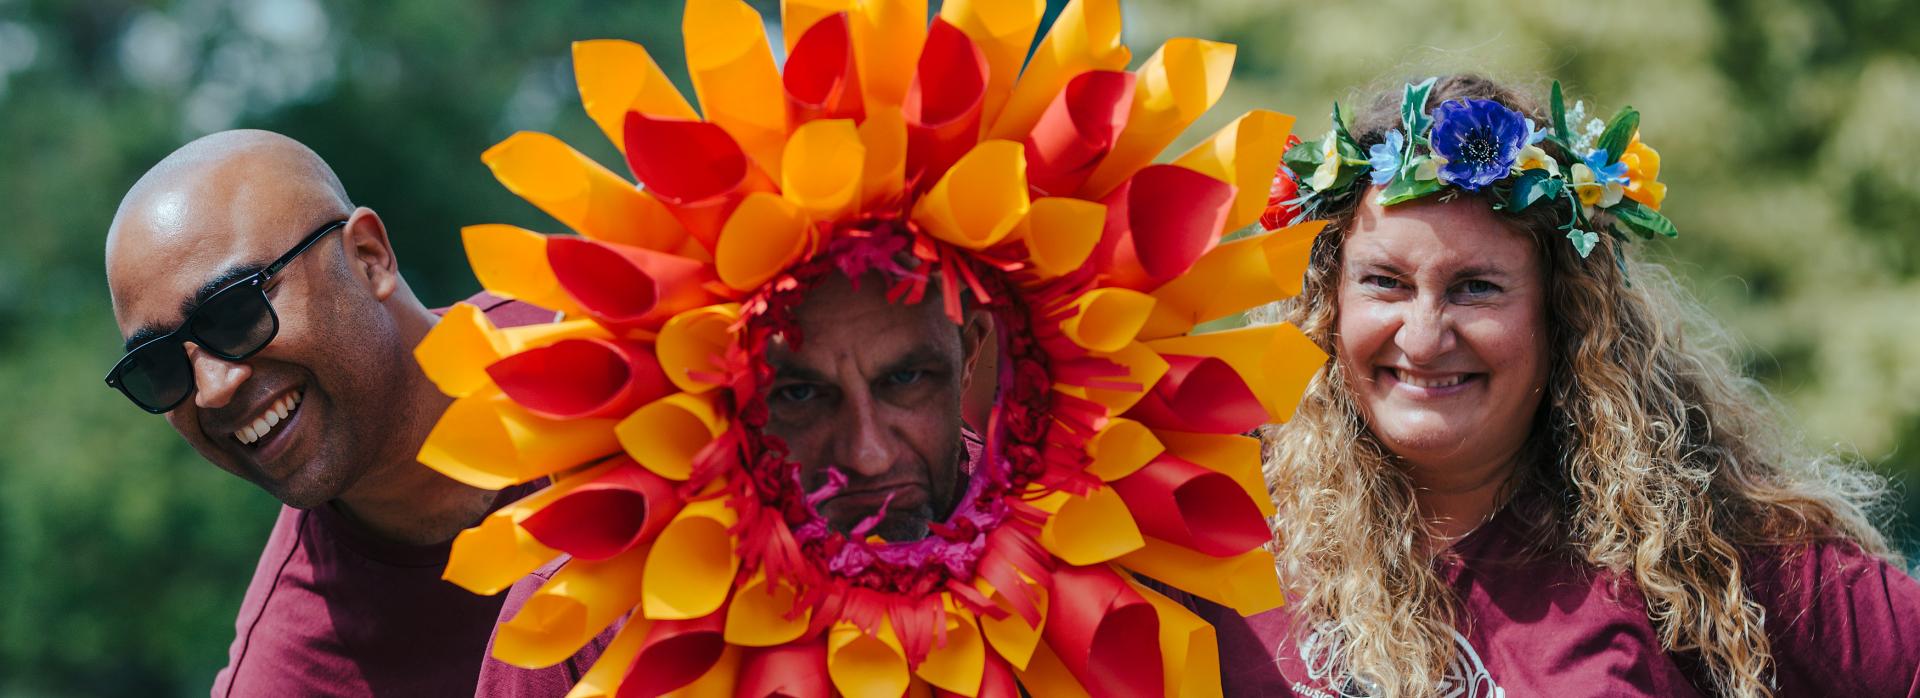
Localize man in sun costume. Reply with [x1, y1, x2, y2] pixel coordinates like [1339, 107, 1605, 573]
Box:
[414, 0, 1328, 694]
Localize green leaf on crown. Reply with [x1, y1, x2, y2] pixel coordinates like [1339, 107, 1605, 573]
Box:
[1401, 77, 1437, 144]
[1506, 168, 1565, 212]
[1282, 136, 1324, 182]
[1551, 81, 1571, 143]
[1377, 171, 1445, 206]
[1595, 106, 1640, 165]
[1609, 199, 1678, 239]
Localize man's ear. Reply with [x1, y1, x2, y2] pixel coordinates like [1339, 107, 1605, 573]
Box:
[959, 307, 993, 382]
[339, 207, 400, 301]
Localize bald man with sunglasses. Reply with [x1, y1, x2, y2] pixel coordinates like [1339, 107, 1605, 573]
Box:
[104, 130, 555, 696]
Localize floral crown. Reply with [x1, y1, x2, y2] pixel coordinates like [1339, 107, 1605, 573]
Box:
[1266, 78, 1676, 261]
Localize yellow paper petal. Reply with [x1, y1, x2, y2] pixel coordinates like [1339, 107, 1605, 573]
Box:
[1119, 537, 1284, 615]
[724, 570, 810, 647]
[500, 402, 623, 477]
[415, 303, 509, 399]
[828, 619, 911, 698]
[1059, 287, 1156, 353]
[684, 0, 788, 176]
[420, 390, 620, 490]
[716, 192, 814, 292]
[1129, 579, 1223, 698]
[495, 545, 652, 668]
[1146, 323, 1328, 423]
[663, 645, 743, 698]
[782, 0, 852, 52]
[915, 599, 986, 696]
[849, 0, 926, 115]
[643, 497, 740, 619]
[986, 0, 1127, 139]
[562, 615, 652, 698]
[1085, 417, 1164, 481]
[1016, 197, 1106, 278]
[1038, 486, 1145, 566]
[616, 392, 726, 480]
[978, 573, 1047, 671]
[1154, 430, 1272, 517]
[1263, 219, 1318, 299]
[461, 224, 584, 315]
[499, 318, 616, 354]
[1138, 222, 1328, 340]
[1078, 38, 1237, 199]
[1073, 340, 1170, 414]
[482, 133, 691, 252]
[1013, 640, 1091, 698]
[444, 459, 623, 594]
[1171, 110, 1297, 233]
[572, 39, 699, 151]
[911, 140, 1030, 250]
[858, 108, 908, 209]
[656, 305, 741, 394]
[782, 119, 865, 221]
[937, 0, 1045, 133]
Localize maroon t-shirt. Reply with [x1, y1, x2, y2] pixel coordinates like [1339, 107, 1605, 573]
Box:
[211, 294, 559, 697]
[1194, 506, 1920, 697]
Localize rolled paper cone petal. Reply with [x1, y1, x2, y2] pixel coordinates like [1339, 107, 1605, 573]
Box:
[914, 604, 987, 696]
[857, 109, 908, 210]
[986, 0, 1127, 140]
[562, 615, 651, 698]
[1095, 164, 1236, 291]
[1059, 287, 1155, 353]
[904, 19, 989, 185]
[462, 224, 585, 315]
[1084, 417, 1163, 481]
[936, 0, 1044, 133]
[723, 570, 811, 647]
[849, 0, 926, 117]
[498, 401, 625, 477]
[717, 192, 816, 292]
[488, 338, 674, 421]
[619, 611, 729, 697]
[1072, 340, 1169, 415]
[1127, 579, 1223, 698]
[656, 304, 741, 394]
[1011, 641, 1091, 698]
[781, 119, 865, 221]
[738, 639, 832, 698]
[781, 0, 851, 51]
[494, 545, 653, 669]
[683, 0, 787, 175]
[616, 392, 726, 481]
[520, 455, 685, 561]
[1022, 70, 1135, 197]
[573, 39, 699, 152]
[1109, 454, 1269, 557]
[1153, 430, 1271, 518]
[420, 390, 619, 490]
[783, 13, 865, 125]
[977, 575, 1047, 671]
[954, 652, 1019, 698]
[415, 303, 510, 399]
[445, 459, 624, 594]
[1122, 354, 1266, 434]
[658, 645, 742, 698]
[547, 236, 715, 334]
[1120, 537, 1284, 615]
[1077, 38, 1237, 199]
[827, 619, 911, 698]
[1263, 219, 1318, 298]
[1014, 197, 1106, 278]
[642, 497, 740, 619]
[1037, 486, 1145, 566]
[1137, 222, 1329, 339]
[622, 112, 778, 251]
[500, 319, 617, 354]
[1171, 109, 1296, 233]
[1041, 564, 1163, 695]
[910, 139, 1030, 250]
[1146, 324, 1329, 424]
[483, 132, 692, 252]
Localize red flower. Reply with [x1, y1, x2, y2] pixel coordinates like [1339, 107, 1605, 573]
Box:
[1261, 135, 1304, 230]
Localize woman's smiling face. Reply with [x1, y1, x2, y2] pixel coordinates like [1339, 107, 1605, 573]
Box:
[1336, 193, 1551, 475]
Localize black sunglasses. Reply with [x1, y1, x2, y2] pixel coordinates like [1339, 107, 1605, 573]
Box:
[105, 219, 348, 413]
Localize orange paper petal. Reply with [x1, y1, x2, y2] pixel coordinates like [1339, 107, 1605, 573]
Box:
[1041, 564, 1163, 694]
[572, 39, 699, 152]
[781, 119, 865, 222]
[547, 237, 714, 334]
[716, 192, 816, 292]
[622, 112, 778, 251]
[904, 19, 990, 186]
[986, 0, 1127, 140]
[443, 459, 624, 595]
[561, 615, 650, 698]
[783, 12, 865, 125]
[616, 391, 726, 481]
[483, 132, 691, 252]
[1153, 430, 1272, 518]
[1138, 221, 1327, 339]
[827, 619, 910, 698]
[1058, 287, 1155, 353]
[1094, 164, 1236, 290]
[1118, 537, 1284, 615]
[1014, 197, 1106, 278]
[723, 570, 811, 647]
[488, 338, 673, 421]
[1036, 486, 1145, 566]
[1170, 109, 1296, 233]
[1110, 454, 1270, 557]
[494, 546, 651, 669]
[461, 224, 585, 315]
[415, 302, 510, 399]
[936, 0, 1044, 133]
[914, 599, 987, 696]
[1122, 354, 1267, 434]
[857, 108, 909, 210]
[977, 574, 1048, 671]
[683, 0, 787, 175]
[910, 139, 1029, 249]
[1022, 70, 1134, 197]
[621, 610, 729, 696]
[781, 0, 851, 52]
[420, 390, 621, 490]
[1146, 323, 1329, 424]
[1078, 38, 1236, 199]
[1084, 417, 1164, 481]
[519, 455, 684, 561]
[655, 304, 741, 394]
[1129, 579, 1223, 698]
[642, 497, 740, 619]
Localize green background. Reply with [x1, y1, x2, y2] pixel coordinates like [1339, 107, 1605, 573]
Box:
[0, 0, 1914, 694]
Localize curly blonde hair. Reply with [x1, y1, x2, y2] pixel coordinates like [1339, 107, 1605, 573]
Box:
[1260, 74, 1896, 698]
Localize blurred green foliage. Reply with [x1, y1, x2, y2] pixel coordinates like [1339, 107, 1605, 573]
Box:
[0, 0, 1913, 695]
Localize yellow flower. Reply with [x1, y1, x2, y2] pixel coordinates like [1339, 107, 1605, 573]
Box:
[1515, 144, 1558, 176]
[1619, 134, 1666, 210]
[1570, 162, 1623, 214]
[1308, 130, 1342, 191]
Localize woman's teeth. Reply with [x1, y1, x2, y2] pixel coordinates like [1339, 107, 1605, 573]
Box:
[1394, 369, 1467, 389]
[236, 390, 302, 445]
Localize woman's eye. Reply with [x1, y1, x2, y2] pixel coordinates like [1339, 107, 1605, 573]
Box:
[1361, 274, 1403, 290]
[772, 384, 818, 403]
[1459, 279, 1501, 296]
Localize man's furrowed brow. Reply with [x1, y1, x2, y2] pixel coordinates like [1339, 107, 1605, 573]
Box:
[770, 359, 829, 383]
[880, 345, 954, 375]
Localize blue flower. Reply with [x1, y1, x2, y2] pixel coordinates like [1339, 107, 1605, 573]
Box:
[1429, 99, 1530, 191]
[1368, 129, 1405, 186]
[1581, 149, 1630, 185]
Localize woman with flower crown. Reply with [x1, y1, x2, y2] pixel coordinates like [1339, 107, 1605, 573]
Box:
[1191, 74, 1920, 697]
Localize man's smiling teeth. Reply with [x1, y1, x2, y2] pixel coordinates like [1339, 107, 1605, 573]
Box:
[236, 390, 302, 445]
[1394, 369, 1467, 389]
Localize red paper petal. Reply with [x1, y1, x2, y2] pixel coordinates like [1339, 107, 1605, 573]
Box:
[903, 19, 989, 187]
[1123, 354, 1267, 434]
[1042, 565, 1163, 695]
[930, 648, 1017, 698]
[547, 237, 712, 332]
[520, 455, 684, 561]
[738, 639, 832, 698]
[782, 12, 864, 126]
[622, 111, 775, 248]
[1109, 454, 1270, 557]
[1023, 70, 1135, 197]
[618, 611, 727, 698]
[486, 338, 673, 420]
[1095, 164, 1236, 290]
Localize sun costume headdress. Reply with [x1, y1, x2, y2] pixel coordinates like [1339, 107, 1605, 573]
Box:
[1265, 78, 1675, 262]
[413, 0, 1328, 695]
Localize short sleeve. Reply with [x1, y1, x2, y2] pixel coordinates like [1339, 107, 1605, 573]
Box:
[1748, 540, 1920, 697]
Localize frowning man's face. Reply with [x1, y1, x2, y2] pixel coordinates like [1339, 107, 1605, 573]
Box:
[761, 273, 989, 541]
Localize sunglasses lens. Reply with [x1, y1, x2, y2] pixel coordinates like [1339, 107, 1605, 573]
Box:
[190, 286, 277, 359]
[118, 344, 192, 412]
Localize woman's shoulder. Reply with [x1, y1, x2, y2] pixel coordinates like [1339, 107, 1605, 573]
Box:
[1740, 538, 1920, 696]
